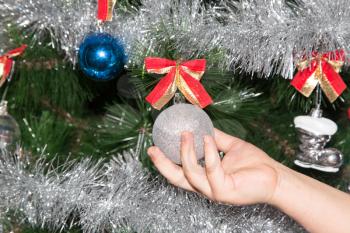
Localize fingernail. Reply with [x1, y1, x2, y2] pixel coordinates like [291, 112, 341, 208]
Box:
[147, 147, 156, 157]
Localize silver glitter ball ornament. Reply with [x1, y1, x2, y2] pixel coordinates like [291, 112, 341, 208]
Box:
[0, 101, 20, 150]
[152, 104, 214, 164]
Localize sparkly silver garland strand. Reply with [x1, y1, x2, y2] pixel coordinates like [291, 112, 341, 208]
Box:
[1, 0, 350, 77]
[0, 150, 305, 233]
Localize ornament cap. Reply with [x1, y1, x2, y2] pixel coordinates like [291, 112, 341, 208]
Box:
[173, 92, 186, 105]
[0, 100, 8, 115]
[309, 108, 323, 118]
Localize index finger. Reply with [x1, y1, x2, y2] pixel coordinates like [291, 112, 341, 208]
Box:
[214, 128, 247, 153]
[148, 146, 196, 192]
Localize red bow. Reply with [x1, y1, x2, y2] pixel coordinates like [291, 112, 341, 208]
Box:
[291, 50, 346, 103]
[145, 57, 213, 110]
[0, 45, 27, 87]
[97, 0, 117, 21]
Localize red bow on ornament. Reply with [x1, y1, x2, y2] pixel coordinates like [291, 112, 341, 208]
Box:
[291, 50, 346, 103]
[0, 45, 27, 87]
[145, 57, 213, 110]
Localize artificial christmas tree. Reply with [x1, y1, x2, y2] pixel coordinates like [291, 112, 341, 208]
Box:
[0, 0, 350, 232]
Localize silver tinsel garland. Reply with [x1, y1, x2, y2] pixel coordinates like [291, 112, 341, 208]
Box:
[217, 0, 350, 77]
[0, 0, 96, 63]
[1, 0, 350, 77]
[0, 150, 305, 232]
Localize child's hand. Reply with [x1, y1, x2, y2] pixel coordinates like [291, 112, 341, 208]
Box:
[148, 129, 350, 233]
[147, 129, 280, 205]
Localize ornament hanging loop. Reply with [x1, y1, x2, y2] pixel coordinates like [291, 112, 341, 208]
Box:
[315, 83, 322, 108]
[96, 20, 104, 33]
[310, 59, 323, 118]
[310, 84, 323, 118]
[315, 56, 323, 108]
[173, 92, 186, 105]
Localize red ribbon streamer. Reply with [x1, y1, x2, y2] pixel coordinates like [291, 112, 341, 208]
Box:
[145, 57, 213, 110]
[291, 50, 347, 103]
[0, 45, 27, 87]
[97, 0, 116, 21]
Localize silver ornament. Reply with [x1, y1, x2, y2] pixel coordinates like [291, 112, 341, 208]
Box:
[0, 101, 20, 151]
[152, 103, 214, 164]
[294, 108, 343, 173]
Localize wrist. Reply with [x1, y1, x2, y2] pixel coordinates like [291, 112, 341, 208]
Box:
[268, 164, 303, 207]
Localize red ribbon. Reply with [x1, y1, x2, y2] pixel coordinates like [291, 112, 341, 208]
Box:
[291, 50, 347, 103]
[145, 57, 213, 110]
[0, 45, 27, 87]
[97, 0, 117, 21]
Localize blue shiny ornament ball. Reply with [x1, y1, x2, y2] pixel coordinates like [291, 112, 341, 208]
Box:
[78, 33, 126, 81]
